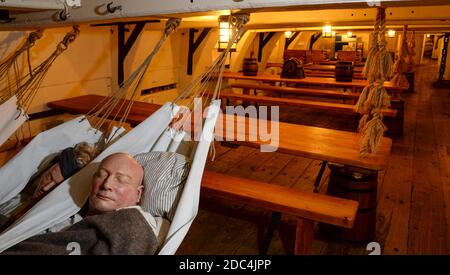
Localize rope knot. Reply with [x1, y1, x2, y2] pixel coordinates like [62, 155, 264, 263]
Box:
[164, 18, 181, 37]
[27, 30, 44, 47]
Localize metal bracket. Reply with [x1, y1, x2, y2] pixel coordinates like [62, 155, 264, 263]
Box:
[106, 2, 122, 14]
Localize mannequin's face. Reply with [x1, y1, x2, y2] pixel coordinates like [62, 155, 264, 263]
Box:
[89, 153, 143, 214]
[33, 163, 64, 198]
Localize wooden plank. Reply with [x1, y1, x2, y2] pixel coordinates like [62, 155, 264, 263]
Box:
[429, 79, 450, 253]
[376, 147, 413, 255]
[226, 150, 275, 179]
[247, 152, 295, 184]
[218, 92, 398, 117]
[432, 93, 450, 251]
[304, 64, 363, 73]
[202, 171, 358, 228]
[219, 114, 392, 171]
[176, 209, 231, 255]
[305, 71, 365, 80]
[206, 145, 255, 173]
[407, 85, 449, 254]
[291, 160, 324, 192]
[231, 83, 361, 100]
[47, 95, 161, 126]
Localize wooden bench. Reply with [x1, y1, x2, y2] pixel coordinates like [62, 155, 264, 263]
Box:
[265, 63, 364, 79]
[305, 70, 365, 80]
[230, 83, 361, 101]
[217, 91, 398, 117]
[201, 170, 358, 254]
[223, 72, 406, 99]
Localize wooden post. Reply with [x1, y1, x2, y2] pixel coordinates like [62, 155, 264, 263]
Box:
[294, 218, 314, 255]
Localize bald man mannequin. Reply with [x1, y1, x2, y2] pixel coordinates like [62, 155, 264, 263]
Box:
[47, 152, 158, 233]
[2, 153, 163, 255]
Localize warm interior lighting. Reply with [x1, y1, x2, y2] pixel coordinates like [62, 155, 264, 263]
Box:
[322, 25, 333, 38]
[387, 29, 396, 38]
[284, 31, 293, 39]
[426, 34, 431, 38]
[347, 31, 353, 38]
[218, 15, 237, 52]
[332, 31, 336, 37]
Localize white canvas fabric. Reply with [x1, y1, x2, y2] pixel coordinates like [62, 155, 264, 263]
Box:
[0, 115, 102, 205]
[0, 102, 176, 252]
[159, 100, 220, 255]
[0, 96, 28, 147]
[0, 100, 221, 255]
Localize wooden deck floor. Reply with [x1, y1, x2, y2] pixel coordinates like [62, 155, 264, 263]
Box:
[177, 59, 450, 255]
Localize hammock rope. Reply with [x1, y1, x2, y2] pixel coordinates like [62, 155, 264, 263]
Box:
[0, 30, 44, 103]
[87, 14, 249, 151]
[0, 27, 79, 116]
[84, 19, 182, 150]
[170, 13, 249, 135]
[355, 7, 393, 158]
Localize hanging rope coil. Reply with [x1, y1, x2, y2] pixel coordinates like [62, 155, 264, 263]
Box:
[391, 25, 410, 88]
[356, 7, 393, 158]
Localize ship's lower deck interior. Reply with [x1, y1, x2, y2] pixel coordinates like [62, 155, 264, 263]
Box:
[0, 1, 449, 255]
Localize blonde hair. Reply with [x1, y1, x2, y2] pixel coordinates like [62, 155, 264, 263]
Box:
[73, 142, 96, 167]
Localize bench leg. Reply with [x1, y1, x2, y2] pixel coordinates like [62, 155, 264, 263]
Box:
[294, 219, 314, 255]
[257, 211, 281, 255]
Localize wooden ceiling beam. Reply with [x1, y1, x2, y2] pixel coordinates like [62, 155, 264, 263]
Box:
[1, 0, 450, 30]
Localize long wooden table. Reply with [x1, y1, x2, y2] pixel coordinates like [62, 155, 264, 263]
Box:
[48, 95, 392, 171]
[47, 94, 162, 127]
[223, 72, 406, 96]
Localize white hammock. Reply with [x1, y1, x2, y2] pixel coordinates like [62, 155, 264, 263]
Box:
[0, 115, 101, 206]
[0, 96, 28, 148]
[0, 100, 220, 254]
